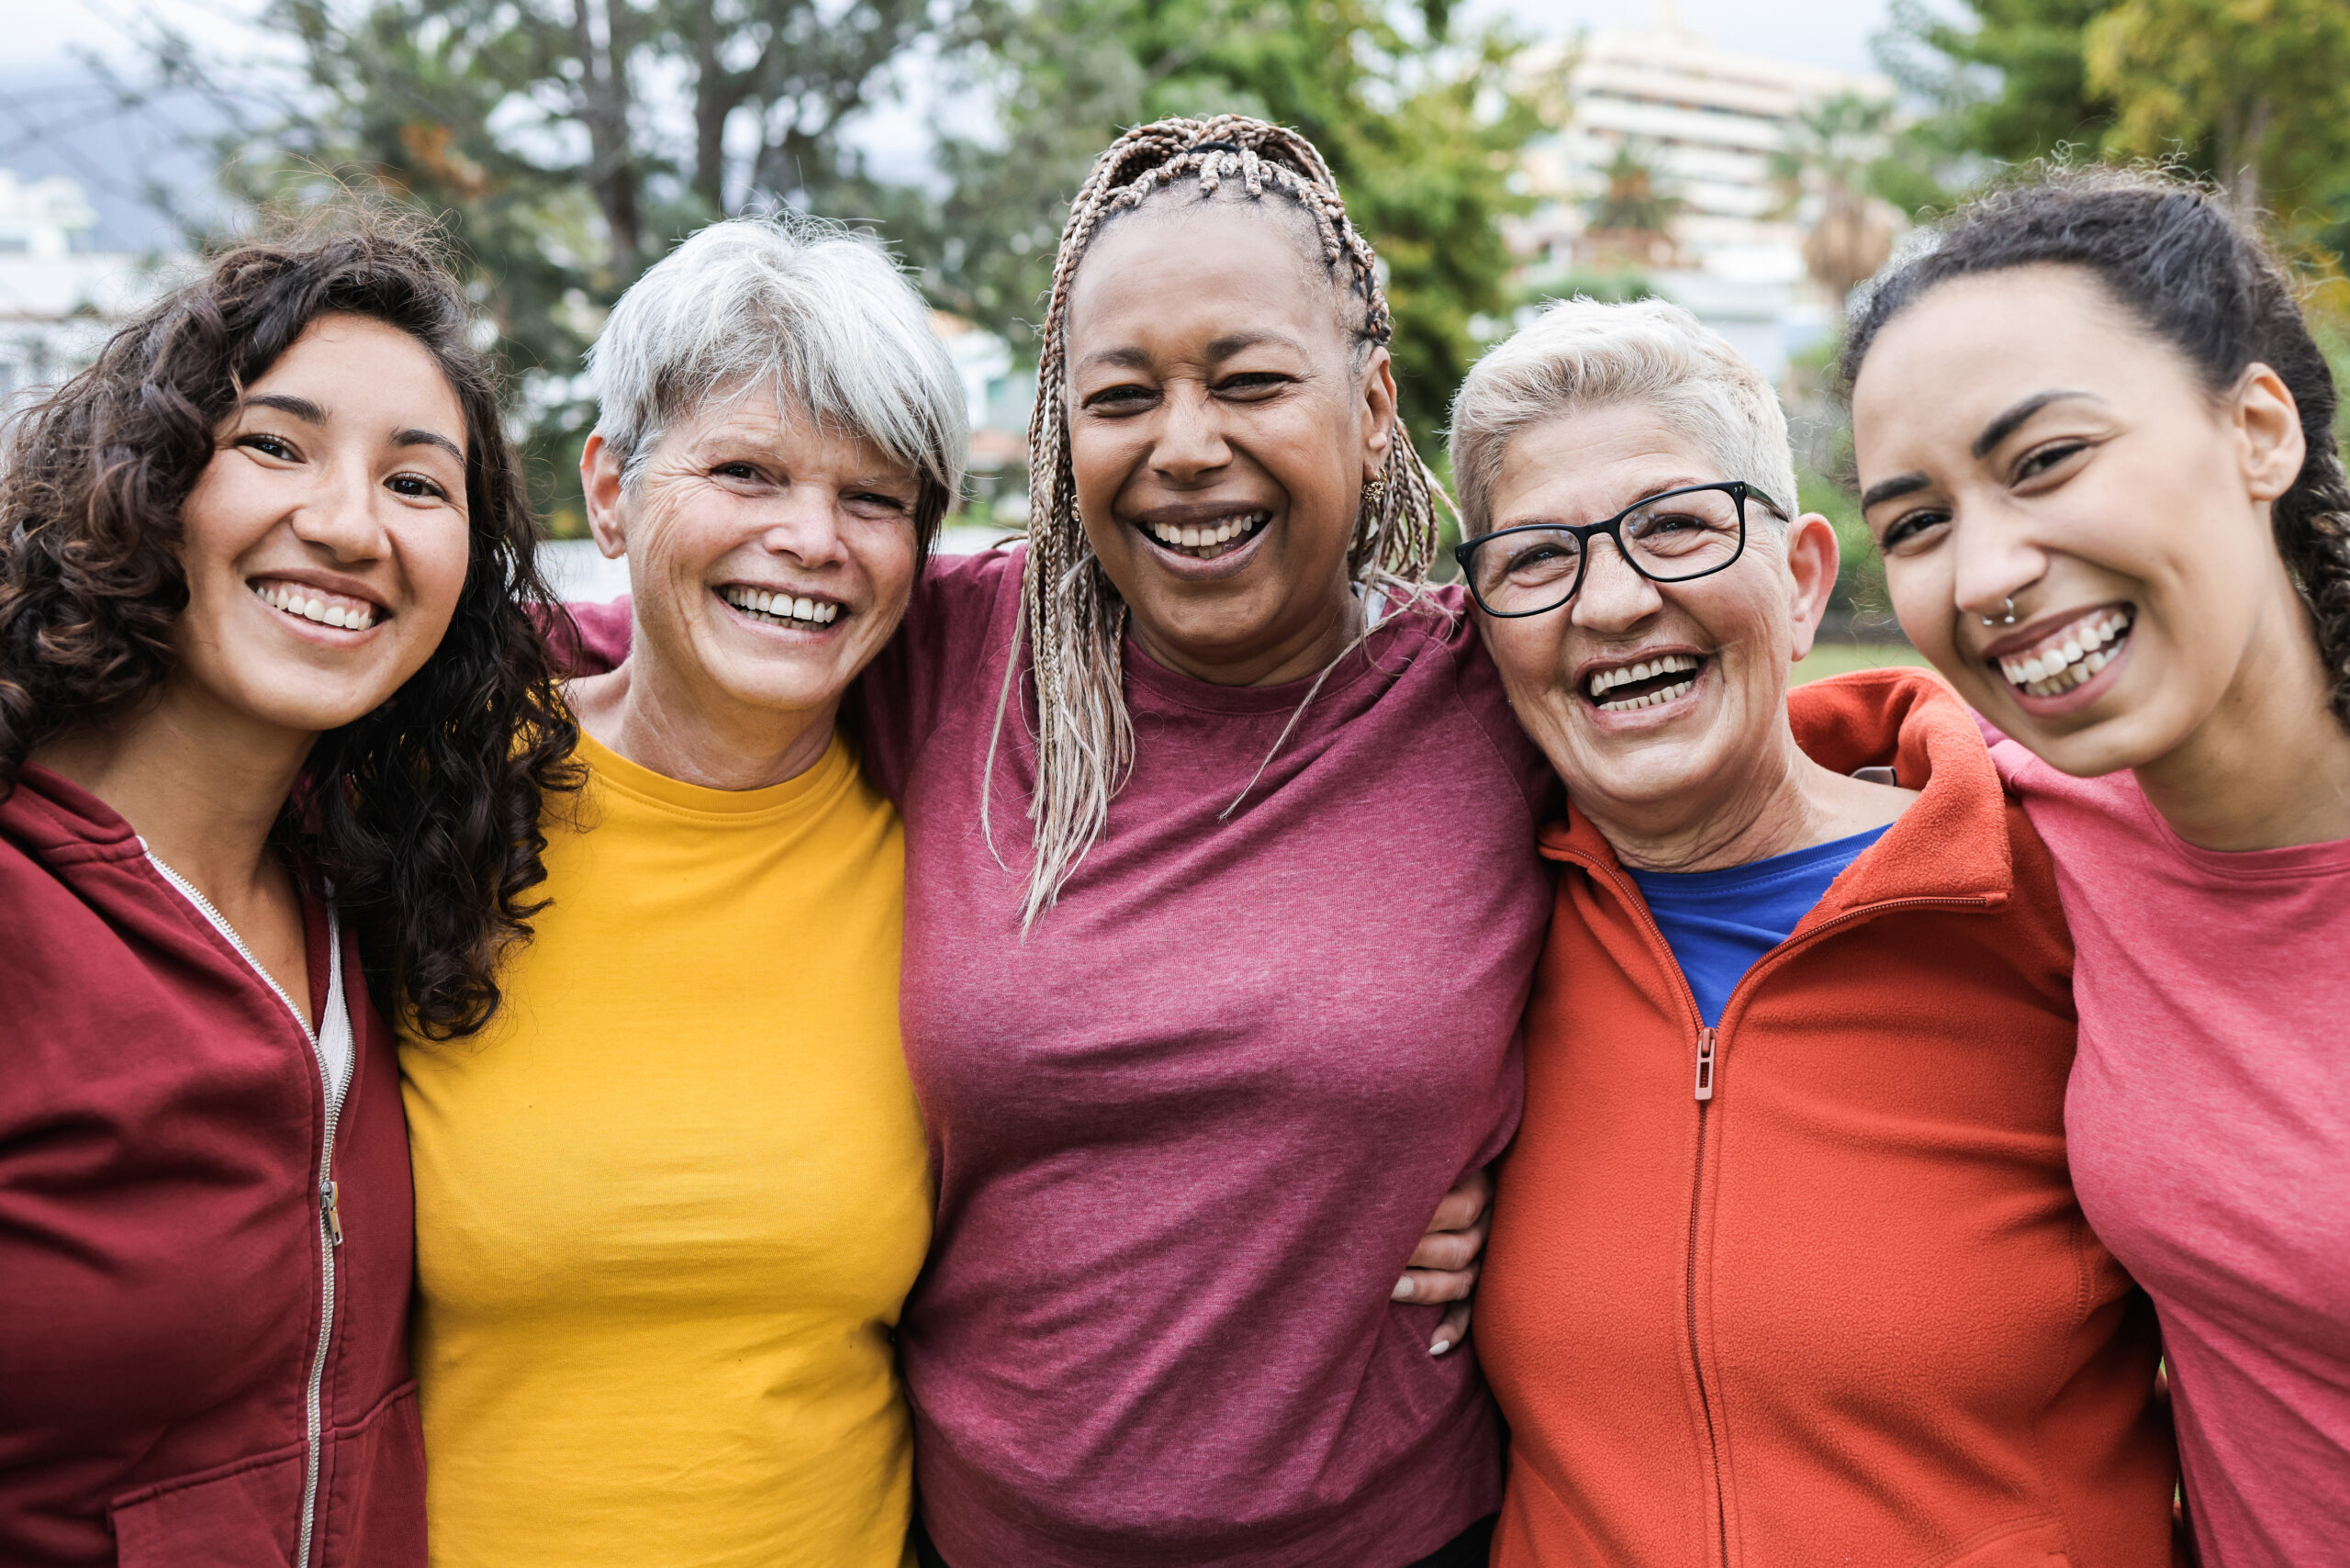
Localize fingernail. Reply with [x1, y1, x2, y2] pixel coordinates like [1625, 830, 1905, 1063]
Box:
[1393, 1276, 1415, 1301]
[1429, 1338, 1453, 1357]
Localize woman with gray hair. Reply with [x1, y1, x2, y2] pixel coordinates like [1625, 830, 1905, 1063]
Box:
[1449, 298, 2179, 1565]
[399, 215, 965, 1568]
[571, 115, 1541, 1567]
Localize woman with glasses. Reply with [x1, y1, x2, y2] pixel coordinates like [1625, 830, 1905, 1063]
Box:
[1449, 298, 2179, 1567]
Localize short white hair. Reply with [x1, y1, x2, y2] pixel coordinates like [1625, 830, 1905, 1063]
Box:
[588, 215, 968, 543]
[1448, 297, 1797, 538]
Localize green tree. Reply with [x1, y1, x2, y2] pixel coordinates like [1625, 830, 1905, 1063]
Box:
[1583, 141, 1683, 245]
[891, 0, 1541, 440]
[130, 0, 963, 529]
[2086, 0, 2350, 218]
[1878, 0, 2116, 167]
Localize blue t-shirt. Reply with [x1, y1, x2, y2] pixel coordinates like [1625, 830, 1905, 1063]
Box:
[1627, 823, 1892, 1027]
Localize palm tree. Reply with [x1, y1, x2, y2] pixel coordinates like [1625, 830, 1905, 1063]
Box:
[1582, 140, 1683, 268]
[1771, 93, 1901, 308]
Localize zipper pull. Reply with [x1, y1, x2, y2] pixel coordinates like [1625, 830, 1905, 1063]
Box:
[322, 1179, 344, 1248]
[1695, 1026, 1717, 1102]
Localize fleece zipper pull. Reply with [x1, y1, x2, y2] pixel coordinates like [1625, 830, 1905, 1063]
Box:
[322, 1180, 344, 1248]
[1695, 1026, 1717, 1102]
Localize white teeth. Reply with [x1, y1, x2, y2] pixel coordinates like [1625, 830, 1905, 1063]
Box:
[1147, 512, 1269, 554]
[1588, 652, 1700, 697]
[1998, 609, 2134, 694]
[252, 581, 374, 631]
[1596, 678, 1696, 713]
[722, 587, 839, 626]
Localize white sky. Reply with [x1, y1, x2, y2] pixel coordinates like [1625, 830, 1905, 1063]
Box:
[15, 0, 1897, 75]
[1478, 0, 1897, 75]
[5, 0, 1899, 245]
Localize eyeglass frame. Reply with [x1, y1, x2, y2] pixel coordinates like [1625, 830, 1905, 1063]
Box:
[1450, 480, 1791, 619]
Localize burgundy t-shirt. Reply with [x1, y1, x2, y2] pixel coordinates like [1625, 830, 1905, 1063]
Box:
[564, 550, 1555, 1566]
[856, 550, 1554, 1566]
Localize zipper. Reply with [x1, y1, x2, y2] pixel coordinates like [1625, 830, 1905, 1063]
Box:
[1684, 1081, 1729, 1568]
[146, 851, 346, 1568]
[1569, 846, 1995, 1568]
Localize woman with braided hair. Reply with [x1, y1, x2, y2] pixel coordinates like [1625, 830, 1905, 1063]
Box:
[1845, 167, 2350, 1564]
[867, 113, 1546, 1568]
[561, 116, 1547, 1563]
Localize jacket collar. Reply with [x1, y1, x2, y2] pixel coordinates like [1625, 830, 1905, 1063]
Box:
[2, 764, 145, 864]
[1538, 667, 2013, 917]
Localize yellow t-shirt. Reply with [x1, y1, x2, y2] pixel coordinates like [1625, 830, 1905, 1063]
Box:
[401, 729, 930, 1568]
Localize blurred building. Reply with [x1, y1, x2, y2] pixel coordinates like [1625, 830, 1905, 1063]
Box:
[928, 308, 1034, 550]
[0, 170, 156, 401]
[1513, 16, 1896, 380]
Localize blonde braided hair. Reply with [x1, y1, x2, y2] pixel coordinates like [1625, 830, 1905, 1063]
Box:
[990, 115, 1451, 927]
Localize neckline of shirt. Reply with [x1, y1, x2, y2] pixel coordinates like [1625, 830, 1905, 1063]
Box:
[1626, 822, 1895, 894]
[576, 726, 860, 823]
[2113, 765, 2350, 881]
[1118, 607, 1437, 718]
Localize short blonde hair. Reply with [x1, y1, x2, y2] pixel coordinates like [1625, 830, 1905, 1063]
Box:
[1448, 297, 1796, 537]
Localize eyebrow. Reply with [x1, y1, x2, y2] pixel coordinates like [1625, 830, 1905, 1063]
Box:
[1971, 388, 2098, 459]
[242, 394, 464, 464]
[1075, 330, 1306, 374]
[1077, 345, 1154, 373]
[1504, 478, 1717, 528]
[1861, 473, 1929, 510]
[243, 393, 325, 422]
[395, 428, 466, 463]
[1861, 388, 2105, 510]
[1203, 330, 1302, 360]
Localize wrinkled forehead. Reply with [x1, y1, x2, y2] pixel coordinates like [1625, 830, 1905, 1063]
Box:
[651, 376, 916, 484]
[1495, 404, 1726, 518]
[1067, 184, 1363, 347]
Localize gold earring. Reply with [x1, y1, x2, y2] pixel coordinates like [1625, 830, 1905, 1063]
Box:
[1362, 476, 1388, 510]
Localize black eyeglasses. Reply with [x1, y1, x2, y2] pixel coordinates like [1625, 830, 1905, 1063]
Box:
[1452, 481, 1788, 619]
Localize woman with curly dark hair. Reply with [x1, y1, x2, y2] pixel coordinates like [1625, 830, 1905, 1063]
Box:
[0, 210, 576, 1567]
[1844, 167, 2350, 1565]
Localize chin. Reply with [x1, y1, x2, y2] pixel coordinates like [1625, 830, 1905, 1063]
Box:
[1998, 709, 2171, 780]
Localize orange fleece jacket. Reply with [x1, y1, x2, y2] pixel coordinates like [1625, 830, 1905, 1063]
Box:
[1480, 668, 2180, 1568]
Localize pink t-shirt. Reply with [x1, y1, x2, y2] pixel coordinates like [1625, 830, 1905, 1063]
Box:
[857, 551, 1555, 1566]
[1989, 736, 2350, 1567]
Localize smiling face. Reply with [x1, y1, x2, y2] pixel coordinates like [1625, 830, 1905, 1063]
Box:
[586, 388, 920, 727]
[1472, 402, 1839, 833]
[173, 312, 473, 741]
[1852, 265, 2310, 778]
[1060, 196, 1394, 685]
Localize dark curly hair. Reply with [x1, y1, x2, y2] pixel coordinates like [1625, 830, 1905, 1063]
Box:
[0, 207, 580, 1037]
[1840, 165, 2350, 728]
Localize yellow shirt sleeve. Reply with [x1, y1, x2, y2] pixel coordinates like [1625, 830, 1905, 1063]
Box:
[401, 730, 930, 1568]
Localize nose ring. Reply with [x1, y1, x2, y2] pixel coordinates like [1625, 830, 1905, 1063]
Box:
[1980, 596, 2017, 627]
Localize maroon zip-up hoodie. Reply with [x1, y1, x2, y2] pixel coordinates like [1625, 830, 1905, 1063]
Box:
[0, 765, 426, 1567]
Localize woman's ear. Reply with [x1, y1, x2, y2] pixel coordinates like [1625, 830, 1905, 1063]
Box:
[1360, 344, 1398, 480]
[2235, 363, 2308, 505]
[1785, 513, 1842, 664]
[581, 435, 627, 561]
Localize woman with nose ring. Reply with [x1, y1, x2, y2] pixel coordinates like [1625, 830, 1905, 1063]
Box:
[1453, 298, 2180, 1567]
[567, 116, 1549, 1566]
[1845, 167, 2350, 1567]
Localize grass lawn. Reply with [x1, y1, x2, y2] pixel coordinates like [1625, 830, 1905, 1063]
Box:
[1794, 642, 1935, 684]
